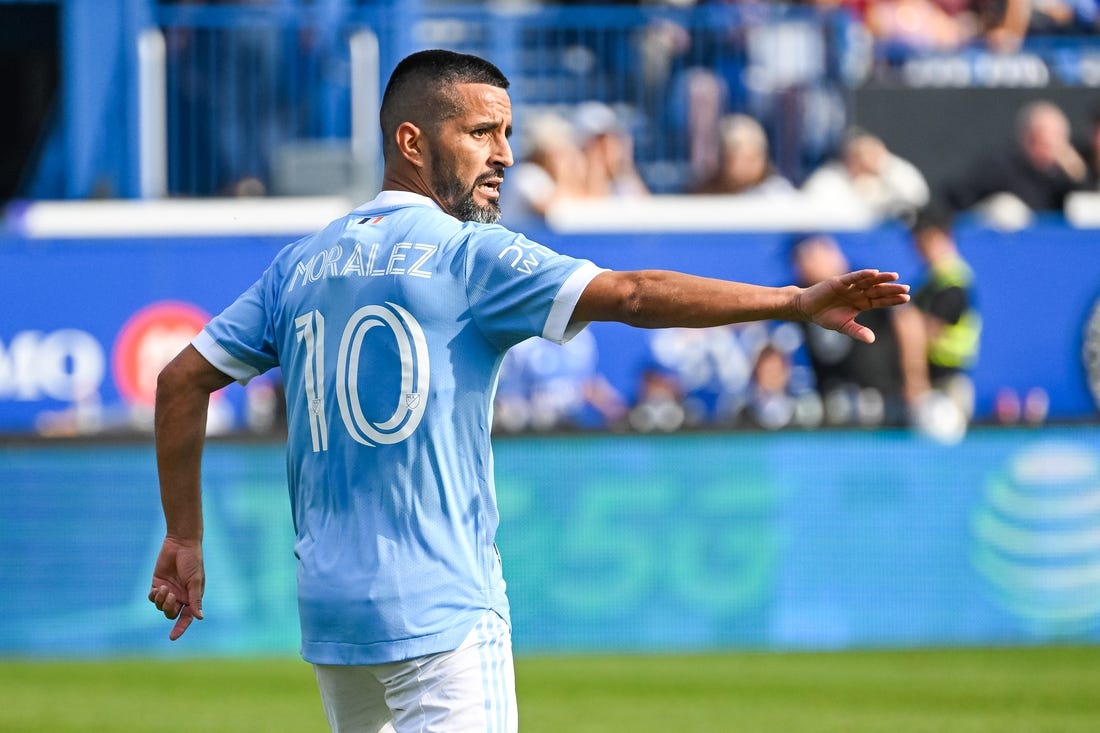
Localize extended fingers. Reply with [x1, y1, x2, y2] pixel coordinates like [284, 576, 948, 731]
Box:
[843, 270, 910, 306]
[868, 281, 910, 295]
[843, 269, 901, 287]
[866, 282, 911, 307]
[169, 608, 195, 641]
[150, 578, 204, 640]
[839, 268, 885, 283]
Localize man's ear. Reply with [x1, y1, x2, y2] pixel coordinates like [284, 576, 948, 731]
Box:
[395, 122, 425, 167]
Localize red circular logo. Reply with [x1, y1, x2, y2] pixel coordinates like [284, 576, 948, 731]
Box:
[112, 301, 211, 405]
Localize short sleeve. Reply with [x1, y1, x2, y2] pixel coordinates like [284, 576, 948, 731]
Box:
[463, 227, 604, 349]
[192, 275, 280, 384]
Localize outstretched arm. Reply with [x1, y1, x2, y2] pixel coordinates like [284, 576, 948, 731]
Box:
[148, 345, 234, 640]
[571, 268, 909, 342]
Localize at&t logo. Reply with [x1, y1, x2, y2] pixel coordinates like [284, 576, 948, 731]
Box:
[971, 442, 1100, 636]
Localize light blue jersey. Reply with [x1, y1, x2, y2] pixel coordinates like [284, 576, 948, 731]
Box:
[192, 191, 602, 664]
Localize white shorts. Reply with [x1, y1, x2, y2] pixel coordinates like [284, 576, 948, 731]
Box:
[314, 611, 517, 733]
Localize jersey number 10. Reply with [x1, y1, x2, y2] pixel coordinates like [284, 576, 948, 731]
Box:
[294, 304, 430, 452]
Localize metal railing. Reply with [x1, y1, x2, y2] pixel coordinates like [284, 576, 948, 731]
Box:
[23, 1, 1095, 201]
[145, 3, 863, 197]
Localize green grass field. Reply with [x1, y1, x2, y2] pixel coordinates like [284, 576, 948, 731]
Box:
[3, 646, 1098, 732]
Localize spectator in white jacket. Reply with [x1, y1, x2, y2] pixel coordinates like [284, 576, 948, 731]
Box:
[801, 128, 930, 223]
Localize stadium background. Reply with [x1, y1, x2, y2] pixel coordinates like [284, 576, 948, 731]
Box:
[2, 1, 1100, 729]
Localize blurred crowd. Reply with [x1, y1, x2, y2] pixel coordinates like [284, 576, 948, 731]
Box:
[492, 208, 997, 443]
[155, 0, 1100, 199]
[553, 0, 1098, 47]
[505, 92, 1099, 221]
[493, 87, 1092, 438]
[836, 0, 1097, 54]
[187, 0, 1098, 50]
[490, 1, 1100, 438]
[149, 0, 1096, 438]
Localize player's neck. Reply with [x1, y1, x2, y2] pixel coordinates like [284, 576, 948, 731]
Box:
[381, 167, 447, 213]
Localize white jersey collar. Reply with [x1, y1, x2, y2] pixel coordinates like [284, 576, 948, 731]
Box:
[355, 190, 443, 212]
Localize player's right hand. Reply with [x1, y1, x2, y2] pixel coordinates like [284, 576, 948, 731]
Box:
[149, 536, 206, 640]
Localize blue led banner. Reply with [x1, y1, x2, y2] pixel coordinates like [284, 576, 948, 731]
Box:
[2, 222, 1098, 436]
[3, 428, 1099, 658]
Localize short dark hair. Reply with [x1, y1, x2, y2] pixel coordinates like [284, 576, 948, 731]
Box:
[380, 50, 510, 160]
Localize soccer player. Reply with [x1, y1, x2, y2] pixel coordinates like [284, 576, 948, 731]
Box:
[149, 49, 909, 733]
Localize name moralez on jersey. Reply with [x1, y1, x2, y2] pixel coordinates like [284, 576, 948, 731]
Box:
[288, 242, 438, 291]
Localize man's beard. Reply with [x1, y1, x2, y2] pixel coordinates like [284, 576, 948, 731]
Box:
[432, 166, 502, 224]
[452, 190, 501, 224]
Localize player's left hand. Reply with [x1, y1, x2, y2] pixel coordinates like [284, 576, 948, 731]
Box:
[149, 536, 206, 640]
[798, 269, 909, 344]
